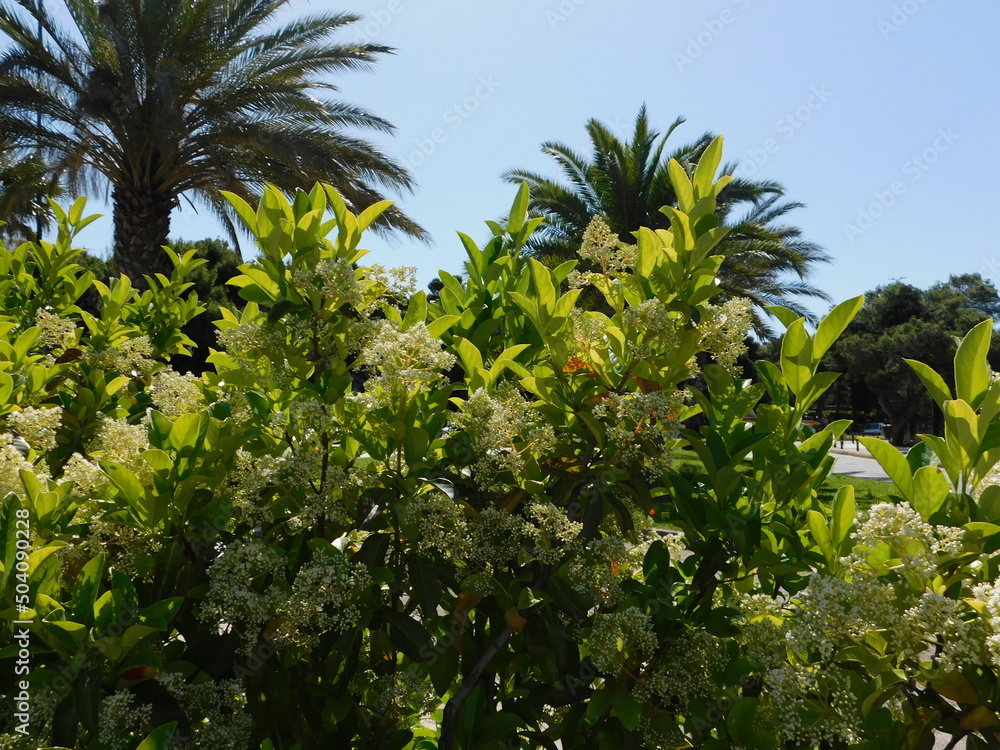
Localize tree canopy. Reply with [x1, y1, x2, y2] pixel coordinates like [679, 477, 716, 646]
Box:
[0, 0, 426, 281]
[826, 273, 1000, 443]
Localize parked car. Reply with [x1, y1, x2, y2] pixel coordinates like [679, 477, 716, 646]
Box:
[862, 422, 889, 436]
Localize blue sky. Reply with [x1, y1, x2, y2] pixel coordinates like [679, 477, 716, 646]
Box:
[71, 0, 1000, 318]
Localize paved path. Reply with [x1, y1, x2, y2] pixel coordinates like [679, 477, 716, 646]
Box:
[830, 451, 892, 481]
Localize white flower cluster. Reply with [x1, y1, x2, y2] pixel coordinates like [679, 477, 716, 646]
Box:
[226, 448, 284, 527]
[524, 501, 582, 564]
[634, 630, 723, 710]
[969, 579, 1000, 669]
[450, 383, 556, 491]
[893, 591, 986, 671]
[34, 309, 77, 349]
[588, 606, 658, 674]
[148, 369, 205, 417]
[466, 506, 528, 568]
[156, 672, 253, 749]
[85, 335, 154, 375]
[201, 542, 287, 654]
[569, 216, 635, 284]
[292, 256, 362, 309]
[568, 535, 632, 606]
[733, 592, 787, 670]
[843, 501, 963, 577]
[362, 667, 437, 724]
[786, 575, 896, 661]
[61, 452, 108, 499]
[698, 298, 753, 375]
[275, 552, 372, 649]
[621, 298, 679, 360]
[365, 263, 417, 302]
[0, 434, 45, 499]
[592, 389, 685, 476]
[97, 691, 153, 750]
[399, 490, 468, 559]
[7, 406, 62, 452]
[86, 416, 151, 486]
[764, 662, 860, 746]
[357, 320, 455, 407]
[218, 322, 290, 383]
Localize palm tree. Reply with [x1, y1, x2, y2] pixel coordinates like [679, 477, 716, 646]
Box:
[0, 0, 426, 282]
[502, 107, 830, 333]
[0, 137, 59, 242]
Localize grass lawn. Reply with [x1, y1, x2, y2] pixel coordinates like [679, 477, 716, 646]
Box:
[817, 472, 898, 510]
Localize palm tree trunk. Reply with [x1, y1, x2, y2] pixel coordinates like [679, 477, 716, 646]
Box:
[111, 187, 177, 286]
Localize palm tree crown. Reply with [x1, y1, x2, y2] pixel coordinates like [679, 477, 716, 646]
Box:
[0, 0, 426, 281]
[503, 107, 830, 334]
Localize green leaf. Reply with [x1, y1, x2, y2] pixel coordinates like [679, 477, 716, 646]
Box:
[911, 466, 951, 521]
[807, 510, 833, 562]
[136, 722, 177, 750]
[905, 359, 952, 409]
[507, 182, 530, 234]
[831, 485, 856, 550]
[813, 295, 864, 360]
[955, 319, 993, 408]
[454, 337, 484, 376]
[943, 399, 982, 471]
[858, 438, 913, 500]
[779, 318, 813, 397]
[726, 697, 758, 745]
[102, 461, 150, 523]
[71, 554, 105, 626]
[426, 315, 460, 339]
[166, 412, 207, 452]
[383, 609, 433, 663]
[765, 305, 800, 330]
[402, 291, 427, 330]
[528, 259, 556, 316]
[668, 159, 694, 211]
[693, 135, 724, 198]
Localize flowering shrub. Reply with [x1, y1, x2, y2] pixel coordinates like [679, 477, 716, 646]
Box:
[1, 141, 997, 749]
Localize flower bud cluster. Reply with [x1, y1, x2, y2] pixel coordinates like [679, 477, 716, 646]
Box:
[34, 308, 77, 349]
[525, 501, 582, 564]
[148, 369, 205, 417]
[450, 383, 556, 491]
[275, 552, 373, 649]
[201, 542, 287, 654]
[842, 501, 961, 577]
[399, 490, 468, 559]
[7, 405, 62, 452]
[0, 434, 45, 499]
[698, 298, 753, 375]
[588, 606, 657, 674]
[569, 216, 635, 284]
[785, 575, 896, 661]
[621, 298, 679, 360]
[156, 672, 253, 749]
[97, 691, 153, 750]
[634, 630, 723, 710]
[85, 334, 154, 375]
[357, 320, 456, 408]
[764, 662, 860, 746]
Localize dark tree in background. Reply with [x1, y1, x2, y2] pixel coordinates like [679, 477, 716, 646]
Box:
[825, 273, 1000, 444]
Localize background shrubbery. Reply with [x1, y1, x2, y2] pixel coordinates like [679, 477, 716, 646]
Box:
[3, 148, 1000, 749]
